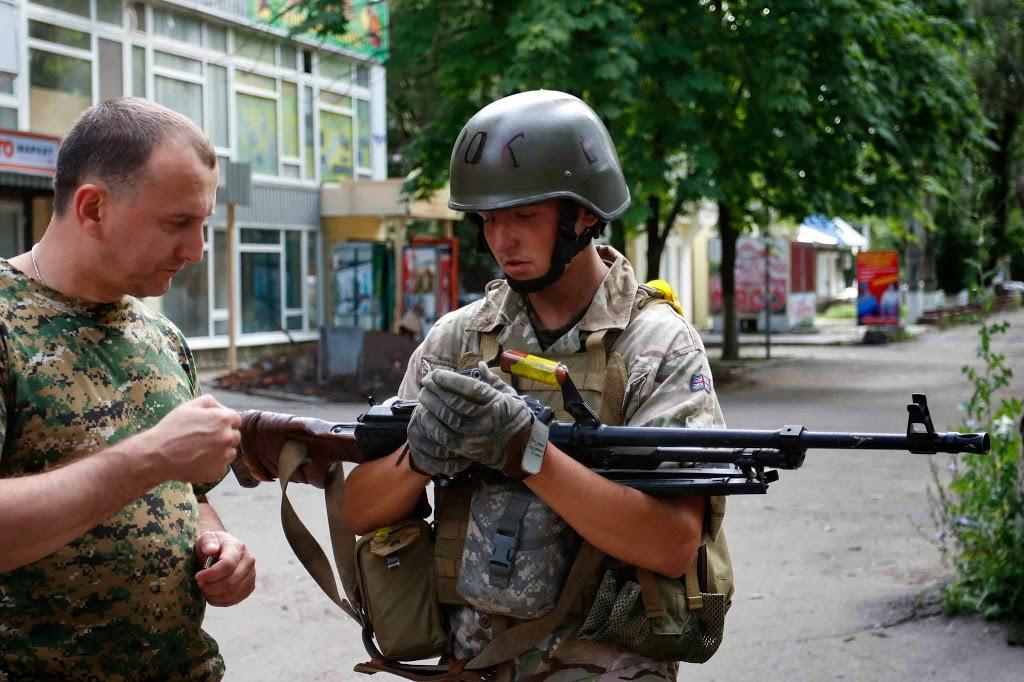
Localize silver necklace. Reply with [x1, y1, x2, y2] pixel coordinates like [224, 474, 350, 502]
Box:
[30, 243, 46, 286]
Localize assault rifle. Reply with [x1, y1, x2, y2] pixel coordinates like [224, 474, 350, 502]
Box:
[232, 350, 989, 494]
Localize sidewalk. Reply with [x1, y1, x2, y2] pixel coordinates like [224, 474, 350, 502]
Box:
[700, 318, 930, 347]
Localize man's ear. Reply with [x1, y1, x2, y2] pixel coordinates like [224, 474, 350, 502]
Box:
[73, 184, 111, 239]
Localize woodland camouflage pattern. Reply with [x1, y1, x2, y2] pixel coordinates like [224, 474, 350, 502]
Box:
[399, 246, 727, 681]
[0, 261, 223, 681]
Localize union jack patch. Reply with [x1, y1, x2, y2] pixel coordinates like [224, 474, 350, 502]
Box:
[690, 373, 713, 394]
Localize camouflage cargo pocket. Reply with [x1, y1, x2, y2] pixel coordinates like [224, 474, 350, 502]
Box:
[457, 480, 575, 619]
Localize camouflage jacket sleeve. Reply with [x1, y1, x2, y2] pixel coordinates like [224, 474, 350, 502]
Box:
[619, 305, 726, 544]
[0, 326, 8, 463]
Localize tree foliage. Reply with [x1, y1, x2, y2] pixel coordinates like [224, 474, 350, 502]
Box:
[300, 0, 981, 358]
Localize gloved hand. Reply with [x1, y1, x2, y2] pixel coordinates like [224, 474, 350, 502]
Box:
[407, 401, 475, 477]
[416, 363, 540, 477]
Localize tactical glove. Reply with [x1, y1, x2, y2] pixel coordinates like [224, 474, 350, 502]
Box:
[417, 364, 546, 478]
[406, 402, 475, 477]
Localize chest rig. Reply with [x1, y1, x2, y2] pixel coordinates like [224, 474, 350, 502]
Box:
[432, 288, 668, 608]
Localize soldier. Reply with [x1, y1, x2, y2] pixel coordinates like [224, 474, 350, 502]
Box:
[0, 98, 253, 680]
[342, 90, 727, 680]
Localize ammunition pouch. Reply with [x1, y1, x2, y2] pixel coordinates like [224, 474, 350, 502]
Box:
[354, 519, 447, 660]
[578, 533, 733, 663]
[456, 480, 576, 619]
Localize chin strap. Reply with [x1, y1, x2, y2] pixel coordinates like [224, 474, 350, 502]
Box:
[472, 201, 603, 294]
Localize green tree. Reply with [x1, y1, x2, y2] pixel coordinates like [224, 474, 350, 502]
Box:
[299, 0, 980, 359]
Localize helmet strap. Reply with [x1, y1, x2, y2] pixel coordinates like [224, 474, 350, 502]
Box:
[471, 201, 603, 294]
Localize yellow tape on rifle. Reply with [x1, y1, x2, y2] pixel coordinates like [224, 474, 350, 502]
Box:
[508, 353, 561, 386]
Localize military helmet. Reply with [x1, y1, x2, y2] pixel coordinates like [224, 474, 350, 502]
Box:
[448, 90, 630, 220]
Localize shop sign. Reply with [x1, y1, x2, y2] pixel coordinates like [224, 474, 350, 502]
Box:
[0, 129, 59, 176]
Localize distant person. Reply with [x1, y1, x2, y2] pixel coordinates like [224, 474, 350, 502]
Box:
[396, 303, 425, 341]
[857, 281, 879, 319]
[0, 98, 254, 680]
[880, 283, 900, 319]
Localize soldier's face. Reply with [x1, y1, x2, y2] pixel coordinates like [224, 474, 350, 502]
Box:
[480, 201, 561, 280]
[101, 142, 218, 298]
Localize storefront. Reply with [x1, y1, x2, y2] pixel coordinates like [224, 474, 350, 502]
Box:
[1, 0, 389, 357]
[0, 127, 57, 260]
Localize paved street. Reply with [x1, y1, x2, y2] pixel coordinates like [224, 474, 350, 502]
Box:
[203, 309, 1024, 681]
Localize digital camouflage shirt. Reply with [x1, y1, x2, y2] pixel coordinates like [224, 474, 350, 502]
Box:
[0, 260, 224, 681]
[399, 246, 727, 681]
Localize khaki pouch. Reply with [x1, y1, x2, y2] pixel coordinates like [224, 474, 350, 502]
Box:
[578, 534, 733, 663]
[354, 519, 447, 660]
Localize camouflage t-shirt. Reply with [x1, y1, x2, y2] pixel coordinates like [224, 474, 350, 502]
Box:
[399, 246, 727, 681]
[0, 260, 224, 681]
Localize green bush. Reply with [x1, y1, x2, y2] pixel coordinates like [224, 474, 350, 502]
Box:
[930, 310, 1024, 642]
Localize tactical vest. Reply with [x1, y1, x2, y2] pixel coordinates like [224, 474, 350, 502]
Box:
[432, 284, 734, 666]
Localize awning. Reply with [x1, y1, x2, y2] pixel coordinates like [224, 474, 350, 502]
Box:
[797, 214, 867, 249]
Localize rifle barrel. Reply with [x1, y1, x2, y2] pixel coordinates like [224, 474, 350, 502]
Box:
[551, 424, 989, 455]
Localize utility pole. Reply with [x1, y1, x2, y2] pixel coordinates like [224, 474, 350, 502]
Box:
[764, 238, 772, 359]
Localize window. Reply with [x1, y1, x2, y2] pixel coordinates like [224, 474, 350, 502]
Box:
[236, 31, 277, 66]
[282, 81, 299, 158]
[99, 39, 124, 103]
[320, 91, 352, 109]
[307, 232, 319, 327]
[130, 2, 147, 33]
[236, 94, 278, 175]
[155, 76, 203, 126]
[236, 71, 276, 91]
[0, 108, 16, 129]
[320, 111, 353, 181]
[154, 51, 202, 75]
[97, 0, 124, 25]
[285, 231, 302, 308]
[356, 64, 370, 88]
[30, 0, 89, 18]
[132, 46, 146, 96]
[164, 259, 210, 337]
[207, 65, 229, 148]
[303, 86, 315, 178]
[207, 25, 228, 53]
[29, 21, 90, 50]
[241, 251, 281, 333]
[280, 44, 297, 71]
[319, 54, 351, 83]
[357, 99, 371, 170]
[214, 229, 228, 309]
[153, 7, 202, 45]
[30, 50, 92, 136]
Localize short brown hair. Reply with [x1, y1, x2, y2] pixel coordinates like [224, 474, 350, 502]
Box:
[53, 97, 217, 215]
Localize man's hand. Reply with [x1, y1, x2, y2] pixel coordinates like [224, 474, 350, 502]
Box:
[194, 531, 256, 607]
[415, 364, 536, 476]
[139, 395, 241, 484]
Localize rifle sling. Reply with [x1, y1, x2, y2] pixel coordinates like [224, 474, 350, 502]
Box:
[278, 441, 360, 623]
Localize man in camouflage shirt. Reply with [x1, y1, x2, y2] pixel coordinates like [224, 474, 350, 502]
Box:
[0, 99, 255, 680]
[340, 91, 726, 680]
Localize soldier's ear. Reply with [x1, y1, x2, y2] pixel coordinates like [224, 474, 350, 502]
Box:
[576, 207, 598, 230]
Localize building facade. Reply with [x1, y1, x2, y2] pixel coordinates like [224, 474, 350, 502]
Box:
[0, 0, 388, 353]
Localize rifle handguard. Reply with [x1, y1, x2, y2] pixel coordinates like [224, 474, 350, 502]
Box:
[238, 410, 357, 483]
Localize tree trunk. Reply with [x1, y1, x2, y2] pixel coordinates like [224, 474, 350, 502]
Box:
[645, 196, 666, 280]
[984, 107, 1021, 276]
[719, 202, 739, 361]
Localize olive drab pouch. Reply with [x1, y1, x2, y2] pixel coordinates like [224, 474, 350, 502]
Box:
[353, 519, 447, 660]
[578, 531, 734, 663]
[457, 479, 577, 619]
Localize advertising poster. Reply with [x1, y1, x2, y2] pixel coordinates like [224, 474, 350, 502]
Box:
[236, 93, 278, 175]
[709, 237, 788, 317]
[856, 250, 901, 326]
